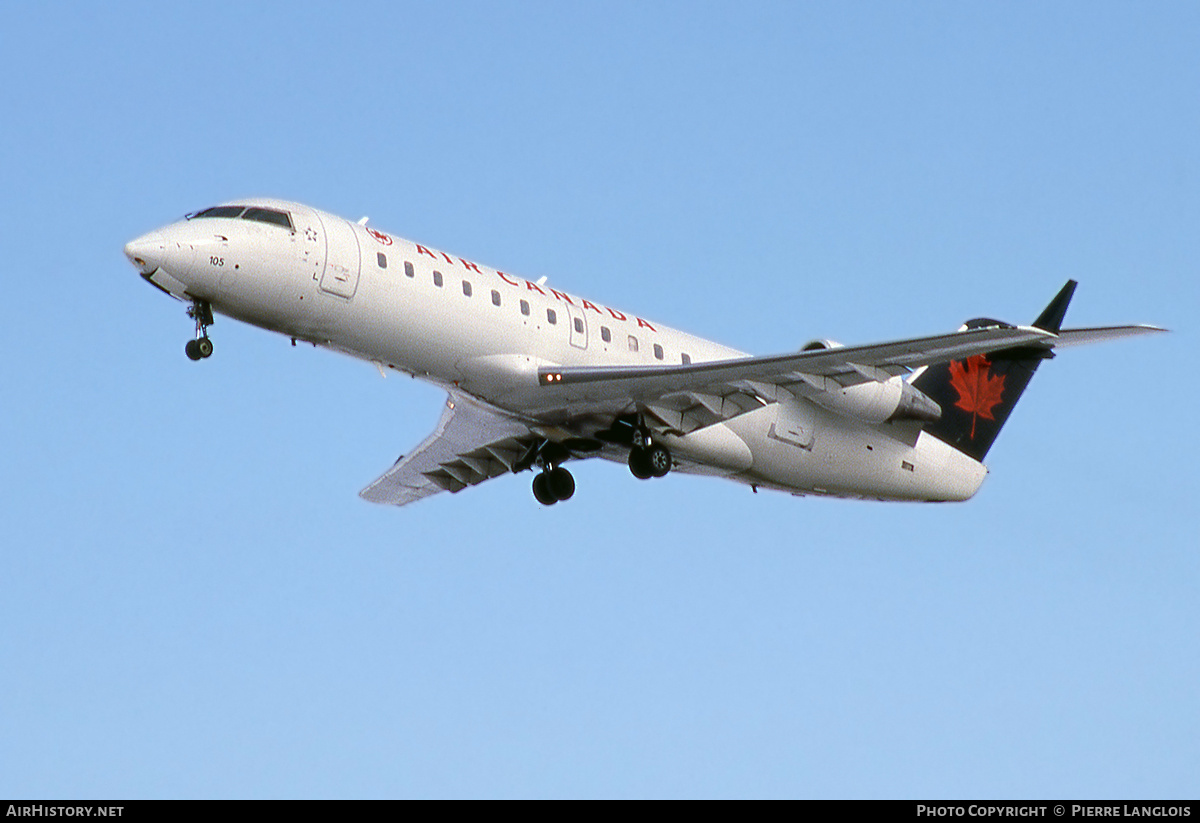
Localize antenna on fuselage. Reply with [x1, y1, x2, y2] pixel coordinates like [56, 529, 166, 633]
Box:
[357, 216, 370, 225]
[536, 276, 548, 286]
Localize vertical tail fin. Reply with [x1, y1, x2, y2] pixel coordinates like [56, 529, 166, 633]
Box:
[909, 280, 1075, 461]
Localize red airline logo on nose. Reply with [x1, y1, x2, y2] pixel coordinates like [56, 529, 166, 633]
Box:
[366, 226, 393, 246]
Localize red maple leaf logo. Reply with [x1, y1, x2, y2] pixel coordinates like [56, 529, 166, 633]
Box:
[365, 226, 393, 246]
[948, 356, 1006, 438]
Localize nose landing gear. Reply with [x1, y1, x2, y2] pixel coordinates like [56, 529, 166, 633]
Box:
[184, 300, 214, 361]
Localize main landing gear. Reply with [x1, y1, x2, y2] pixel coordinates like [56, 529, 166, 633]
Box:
[524, 421, 671, 506]
[184, 300, 214, 361]
[525, 440, 578, 507]
[532, 465, 575, 506]
[628, 423, 671, 480]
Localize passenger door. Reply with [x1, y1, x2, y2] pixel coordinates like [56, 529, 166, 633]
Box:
[316, 214, 362, 299]
[564, 301, 588, 349]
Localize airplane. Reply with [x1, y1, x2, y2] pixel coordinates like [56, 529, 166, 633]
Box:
[123, 198, 1164, 507]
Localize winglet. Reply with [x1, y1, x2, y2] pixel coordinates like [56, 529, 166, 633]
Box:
[1033, 280, 1077, 333]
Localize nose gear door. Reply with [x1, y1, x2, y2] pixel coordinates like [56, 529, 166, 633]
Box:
[315, 213, 362, 299]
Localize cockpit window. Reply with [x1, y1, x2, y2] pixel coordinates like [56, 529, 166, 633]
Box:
[188, 205, 294, 231]
[242, 207, 293, 230]
[192, 206, 246, 219]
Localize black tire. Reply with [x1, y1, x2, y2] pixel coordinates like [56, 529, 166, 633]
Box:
[185, 339, 203, 361]
[532, 472, 557, 506]
[197, 337, 214, 358]
[547, 467, 575, 501]
[628, 447, 653, 479]
[647, 444, 671, 478]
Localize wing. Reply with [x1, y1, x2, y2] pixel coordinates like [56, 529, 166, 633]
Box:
[539, 326, 1056, 398]
[535, 324, 1165, 434]
[534, 326, 1052, 430]
[1047, 324, 1166, 347]
[359, 392, 539, 507]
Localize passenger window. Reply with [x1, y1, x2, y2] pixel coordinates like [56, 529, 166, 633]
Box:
[628, 335, 639, 352]
[520, 300, 530, 316]
[547, 308, 557, 324]
[491, 290, 501, 306]
[433, 271, 443, 287]
[462, 281, 473, 297]
[377, 252, 387, 269]
[681, 353, 691, 365]
[601, 326, 611, 343]
[573, 318, 584, 333]
[404, 261, 414, 278]
[654, 344, 664, 360]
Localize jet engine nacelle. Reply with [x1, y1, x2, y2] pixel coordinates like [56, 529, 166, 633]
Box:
[807, 377, 941, 424]
[798, 339, 940, 423]
[801, 338, 844, 352]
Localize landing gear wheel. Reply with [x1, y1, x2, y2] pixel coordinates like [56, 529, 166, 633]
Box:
[646, 444, 671, 478]
[547, 467, 575, 501]
[185, 300, 215, 361]
[532, 472, 557, 506]
[533, 466, 575, 505]
[628, 448, 653, 480]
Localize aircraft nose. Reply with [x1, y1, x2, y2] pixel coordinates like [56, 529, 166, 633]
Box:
[124, 231, 167, 274]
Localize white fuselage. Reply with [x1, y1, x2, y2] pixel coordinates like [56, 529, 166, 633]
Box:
[125, 199, 987, 503]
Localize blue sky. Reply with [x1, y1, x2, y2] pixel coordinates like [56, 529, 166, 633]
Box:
[2, 1, 1196, 799]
